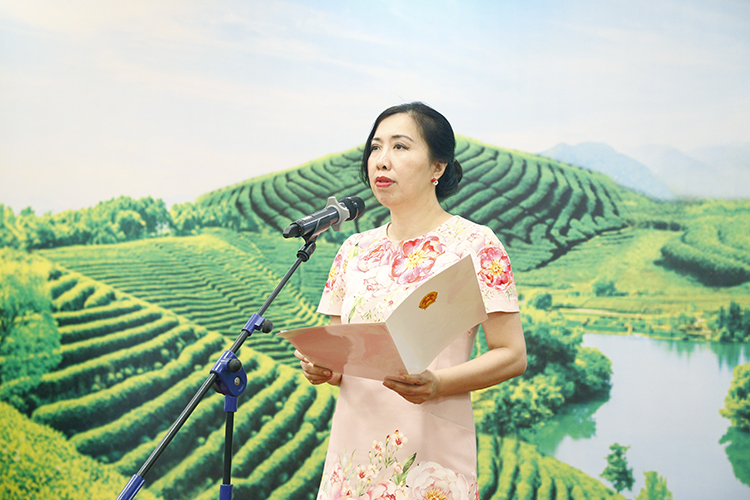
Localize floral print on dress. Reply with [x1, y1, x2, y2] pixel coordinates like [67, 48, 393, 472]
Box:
[476, 245, 514, 291]
[318, 431, 478, 500]
[319, 216, 518, 324]
[358, 240, 397, 273]
[316, 216, 517, 500]
[325, 252, 344, 293]
[407, 462, 476, 500]
[391, 236, 445, 284]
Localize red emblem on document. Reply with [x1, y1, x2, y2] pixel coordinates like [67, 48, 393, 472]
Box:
[418, 291, 438, 310]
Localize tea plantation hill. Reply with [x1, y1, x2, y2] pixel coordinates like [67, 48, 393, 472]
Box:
[198, 135, 750, 290]
[197, 135, 636, 274]
[8, 263, 340, 500]
[42, 136, 648, 361]
[25, 249, 625, 499]
[26, 135, 637, 499]
[31, 133, 750, 499]
[42, 230, 330, 367]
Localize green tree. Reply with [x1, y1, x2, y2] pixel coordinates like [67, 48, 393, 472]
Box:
[477, 312, 612, 436]
[479, 372, 565, 435]
[0, 204, 22, 249]
[635, 471, 673, 500]
[593, 278, 618, 297]
[570, 346, 612, 399]
[727, 302, 743, 339]
[200, 203, 244, 230]
[523, 317, 580, 376]
[29, 216, 57, 248]
[133, 196, 170, 234]
[717, 305, 727, 329]
[10, 195, 173, 249]
[90, 221, 121, 245]
[170, 202, 201, 236]
[0, 249, 61, 412]
[720, 363, 750, 432]
[115, 210, 146, 240]
[717, 302, 750, 342]
[532, 292, 553, 310]
[601, 443, 634, 494]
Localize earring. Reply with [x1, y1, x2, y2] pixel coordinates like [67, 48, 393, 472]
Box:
[431, 178, 439, 186]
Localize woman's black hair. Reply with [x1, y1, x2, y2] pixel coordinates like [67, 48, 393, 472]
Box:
[360, 102, 463, 201]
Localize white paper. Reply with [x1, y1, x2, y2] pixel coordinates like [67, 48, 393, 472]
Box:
[278, 255, 487, 380]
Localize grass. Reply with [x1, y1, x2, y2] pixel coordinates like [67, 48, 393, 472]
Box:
[519, 226, 750, 337]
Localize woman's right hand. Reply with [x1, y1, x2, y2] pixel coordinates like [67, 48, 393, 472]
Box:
[294, 350, 341, 386]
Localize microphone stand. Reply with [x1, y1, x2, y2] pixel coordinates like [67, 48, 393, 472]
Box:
[116, 235, 320, 500]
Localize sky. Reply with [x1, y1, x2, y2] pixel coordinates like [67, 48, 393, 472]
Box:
[1, 0, 748, 214]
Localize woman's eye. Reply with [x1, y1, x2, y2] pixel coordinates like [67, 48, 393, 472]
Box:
[371, 144, 381, 151]
[394, 143, 407, 150]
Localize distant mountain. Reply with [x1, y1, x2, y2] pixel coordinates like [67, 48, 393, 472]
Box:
[626, 142, 750, 200]
[689, 142, 750, 172]
[538, 142, 674, 200]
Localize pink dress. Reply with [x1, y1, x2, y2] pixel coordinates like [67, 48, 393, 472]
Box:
[316, 215, 519, 500]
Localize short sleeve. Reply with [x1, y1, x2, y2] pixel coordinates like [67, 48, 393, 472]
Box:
[317, 235, 355, 317]
[471, 227, 519, 314]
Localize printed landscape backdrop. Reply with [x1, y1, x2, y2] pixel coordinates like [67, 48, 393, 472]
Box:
[1, 1, 749, 499]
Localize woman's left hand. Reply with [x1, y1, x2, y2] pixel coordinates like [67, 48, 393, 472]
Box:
[383, 370, 442, 404]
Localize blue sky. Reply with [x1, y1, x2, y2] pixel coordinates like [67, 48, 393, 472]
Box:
[1, 0, 748, 214]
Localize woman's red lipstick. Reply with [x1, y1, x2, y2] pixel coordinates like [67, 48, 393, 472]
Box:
[375, 176, 393, 187]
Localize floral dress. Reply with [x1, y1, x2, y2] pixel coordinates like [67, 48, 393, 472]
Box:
[316, 215, 519, 500]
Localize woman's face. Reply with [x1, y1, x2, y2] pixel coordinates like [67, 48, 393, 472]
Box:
[367, 113, 445, 211]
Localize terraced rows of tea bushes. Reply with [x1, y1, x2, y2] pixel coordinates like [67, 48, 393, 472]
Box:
[1, 401, 163, 500]
[18, 262, 338, 500]
[41, 232, 331, 366]
[205, 227, 339, 309]
[33, 233, 630, 499]
[476, 434, 623, 500]
[197, 136, 634, 271]
[661, 212, 750, 286]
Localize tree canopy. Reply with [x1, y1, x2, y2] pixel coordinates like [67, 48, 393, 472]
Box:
[0, 248, 61, 411]
[0, 196, 256, 251]
[601, 443, 635, 494]
[721, 362, 750, 432]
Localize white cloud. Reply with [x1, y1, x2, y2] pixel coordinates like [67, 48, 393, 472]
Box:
[0, 0, 748, 213]
[0, 0, 187, 37]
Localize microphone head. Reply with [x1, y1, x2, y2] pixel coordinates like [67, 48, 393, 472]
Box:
[340, 196, 366, 221]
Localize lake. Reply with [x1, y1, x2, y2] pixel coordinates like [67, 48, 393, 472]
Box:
[528, 333, 750, 499]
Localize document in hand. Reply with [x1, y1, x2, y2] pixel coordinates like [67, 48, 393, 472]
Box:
[278, 255, 488, 381]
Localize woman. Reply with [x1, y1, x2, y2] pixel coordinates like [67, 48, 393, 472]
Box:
[295, 102, 526, 500]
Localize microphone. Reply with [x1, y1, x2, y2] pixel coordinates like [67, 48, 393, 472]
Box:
[282, 196, 365, 239]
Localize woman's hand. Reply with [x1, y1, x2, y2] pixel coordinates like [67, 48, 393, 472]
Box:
[383, 370, 442, 404]
[384, 312, 526, 403]
[294, 350, 341, 386]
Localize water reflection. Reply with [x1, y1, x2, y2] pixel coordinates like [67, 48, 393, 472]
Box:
[714, 342, 750, 372]
[721, 428, 750, 487]
[653, 337, 750, 373]
[524, 397, 607, 454]
[524, 333, 750, 499]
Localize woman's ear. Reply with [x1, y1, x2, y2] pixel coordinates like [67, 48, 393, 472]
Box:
[433, 161, 448, 180]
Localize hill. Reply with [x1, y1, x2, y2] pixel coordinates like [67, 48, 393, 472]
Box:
[9, 133, 750, 498]
[198, 136, 639, 272]
[40, 230, 333, 365]
[29, 233, 625, 500]
[196, 136, 750, 288]
[0, 401, 163, 500]
[4, 261, 339, 500]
